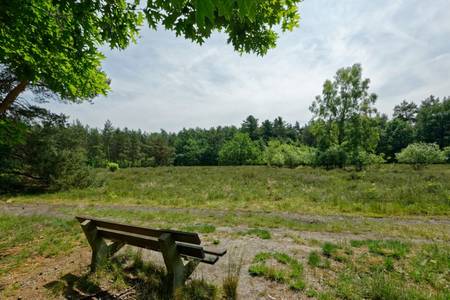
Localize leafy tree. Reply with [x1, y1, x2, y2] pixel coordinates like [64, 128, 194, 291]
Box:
[0, 106, 91, 192]
[396, 143, 445, 169]
[415, 96, 450, 148]
[218, 132, 261, 165]
[273, 116, 288, 140]
[241, 115, 259, 140]
[146, 134, 175, 166]
[393, 100, 418, 123]
[310, 63, 378, 149]
[0, 0, 301, 113]
[309, 64, 380, 169]
[176, 137, 208, 165]
[102, 120, 114, 162]
[261, 120, 274, 142]
[377, 118, 415, 161]
[86, 128, 106, 167]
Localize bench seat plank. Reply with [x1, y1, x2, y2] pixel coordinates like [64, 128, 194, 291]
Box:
[204, 248, 227, 256]
[201, 254, 220, 265]
[97, 228, 205, 259]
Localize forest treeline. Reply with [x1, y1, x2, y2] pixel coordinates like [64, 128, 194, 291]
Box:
[1, 64, 449, 192]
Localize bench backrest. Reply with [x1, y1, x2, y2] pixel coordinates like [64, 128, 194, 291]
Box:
[76, 216, 201, 244]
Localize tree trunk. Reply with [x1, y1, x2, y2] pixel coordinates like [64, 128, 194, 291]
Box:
[0, 80, 29, 114]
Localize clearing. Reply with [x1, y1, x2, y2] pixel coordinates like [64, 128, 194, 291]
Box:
[1, 165, 449, 299]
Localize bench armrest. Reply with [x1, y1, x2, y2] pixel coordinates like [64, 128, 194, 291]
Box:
[204, 248, 227, 256]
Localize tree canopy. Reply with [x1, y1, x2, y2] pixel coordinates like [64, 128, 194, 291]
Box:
[0, 0, 302, 113]
[309, 64, 378, 150]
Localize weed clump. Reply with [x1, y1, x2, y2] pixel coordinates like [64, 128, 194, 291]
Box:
[249, 252, 305, 291]
[241, 228, 271, 239]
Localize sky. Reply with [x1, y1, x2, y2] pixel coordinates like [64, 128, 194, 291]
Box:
[43, 0, 450, 132]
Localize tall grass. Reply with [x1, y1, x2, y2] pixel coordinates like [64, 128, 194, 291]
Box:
[8, 165, 450, 216]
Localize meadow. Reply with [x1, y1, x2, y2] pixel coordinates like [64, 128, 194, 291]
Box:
[9, 164, 450, 216]
[1, 165, 449, 299]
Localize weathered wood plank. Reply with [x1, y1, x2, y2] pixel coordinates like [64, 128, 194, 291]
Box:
[158, 233, 187, 293]
[204, 248, 227, 256]
[97, 228, 205, 259]
[76, 216, 201, 244]
[200, 254, 220, 265]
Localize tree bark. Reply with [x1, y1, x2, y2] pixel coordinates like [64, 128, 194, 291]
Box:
[0, 80, 29, 114]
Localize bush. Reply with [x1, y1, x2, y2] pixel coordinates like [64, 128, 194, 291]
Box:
[396, 143, 445, 169]
[317, 145, 347, 169]
[107, 162, 120, 172]
[349, 151, 385, 171]
[218, 133, 262, 165]
[443, 146, 450, 163]
[264, 141, 317, 168]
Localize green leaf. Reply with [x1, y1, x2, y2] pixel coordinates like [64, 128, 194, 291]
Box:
[195, 0, 215, 27]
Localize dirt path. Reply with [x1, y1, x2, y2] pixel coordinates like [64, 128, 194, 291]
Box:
[2, 202, 449, 225]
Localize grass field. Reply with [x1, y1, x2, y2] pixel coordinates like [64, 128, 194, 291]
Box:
[7, 165, 450, 216]
[1, 165, 449, 299]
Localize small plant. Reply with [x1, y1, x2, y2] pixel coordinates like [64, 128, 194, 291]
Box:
[242, 228, 271, 239]
[322, 242, 339, 258]
[182, 224, 216, 233]
[222, 254, 243, 300]
[351, 240, 410, 259]
[106, 162, 119, 172]
[308, 251, 322, 268]
[248, 252, 305, 291]
[175, 279, 218, 300]
[384, 257, 395, 271]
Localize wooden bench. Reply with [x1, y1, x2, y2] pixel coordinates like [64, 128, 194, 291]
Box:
[76, 216, 226, 292]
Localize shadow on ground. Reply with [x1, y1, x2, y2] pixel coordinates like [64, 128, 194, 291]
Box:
[44, 253, 217, 300]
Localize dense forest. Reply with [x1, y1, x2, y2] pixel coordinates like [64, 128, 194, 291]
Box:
[1, 64, 449, 192]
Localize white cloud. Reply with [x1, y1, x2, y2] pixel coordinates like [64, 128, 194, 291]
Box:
[44, 0, 450, 131]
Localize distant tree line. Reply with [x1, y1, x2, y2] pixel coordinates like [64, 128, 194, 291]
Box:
[1, 64, 449, 192]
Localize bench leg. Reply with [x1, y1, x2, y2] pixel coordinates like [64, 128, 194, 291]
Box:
[158, 233, 199, 294]
[80, 220, 110, 272]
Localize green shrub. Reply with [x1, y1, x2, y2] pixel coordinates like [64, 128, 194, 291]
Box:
[317, 145, 347, 169]
[249, 252, 305, 291]
[322, 242, 339, 257]
[396, 143, 445, 169]
[308, 251, 322, 267]
[349, 151, 385, 171]
[264, 140, 285, 166]
[243, 228, 271, 239]
[107, 162, 120, 172]
[264, 140, 317, 168]
[443, 146, 450, 163]
[219, 133, 262, 165]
